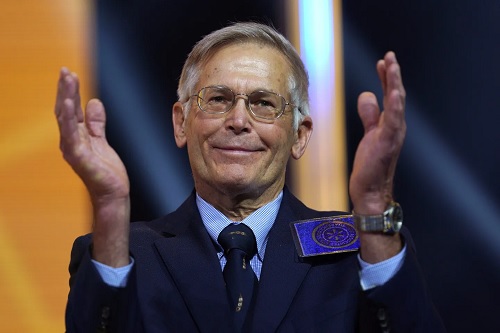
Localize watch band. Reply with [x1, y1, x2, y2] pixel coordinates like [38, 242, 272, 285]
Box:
[354, 213, 387, 232]
[352, 201, 403, 234]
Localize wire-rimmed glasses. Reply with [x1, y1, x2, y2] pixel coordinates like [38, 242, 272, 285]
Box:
[191, 85, 299, 121]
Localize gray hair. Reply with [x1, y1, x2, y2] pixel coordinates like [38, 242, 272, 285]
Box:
[177, 22, 310, 130]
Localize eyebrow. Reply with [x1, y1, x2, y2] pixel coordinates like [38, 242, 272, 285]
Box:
[207, 84, 282, 95]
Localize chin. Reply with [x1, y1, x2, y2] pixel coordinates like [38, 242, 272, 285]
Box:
[213, 176, 264, 195]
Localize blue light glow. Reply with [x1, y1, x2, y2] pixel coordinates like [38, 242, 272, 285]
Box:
[299, 0, 334, 118]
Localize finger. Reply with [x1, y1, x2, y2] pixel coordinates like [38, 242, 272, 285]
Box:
[68, 72, 84, 122]
[376, 59, 387, 96]
[382, 89, 406, 133]
[57, 100, 87, 169]
[55, 68, 84, 123]
[357, 92, 380, 133]
[382, 54, 406, 132]
[85, 99, 107, 138]
[59, 98, 82, 149]
[55, 67, 71, 117]
[384, 52, 406, 104]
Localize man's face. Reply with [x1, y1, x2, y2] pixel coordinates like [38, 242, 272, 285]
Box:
[173, 43, 312, 202]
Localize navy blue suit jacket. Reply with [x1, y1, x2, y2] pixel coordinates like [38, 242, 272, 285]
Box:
[66, 188, 445, 332]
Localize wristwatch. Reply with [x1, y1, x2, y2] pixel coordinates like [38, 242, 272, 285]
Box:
[353, 201, 403, 234]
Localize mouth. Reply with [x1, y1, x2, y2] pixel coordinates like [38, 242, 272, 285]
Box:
[211, 142, 266, 156]
[207, 132, 267, 159]
[214, 146, 261, 154]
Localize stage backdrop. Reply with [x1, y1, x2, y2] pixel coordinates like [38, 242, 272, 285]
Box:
[1, 0, 499, 332]
[0, 1, 92, 331]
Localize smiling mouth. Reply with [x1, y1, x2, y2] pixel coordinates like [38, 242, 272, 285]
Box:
[215, 147, 258, 153]
[212, 144, 265, 156]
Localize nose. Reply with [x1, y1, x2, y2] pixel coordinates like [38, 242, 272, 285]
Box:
[224, 95, 251, 133]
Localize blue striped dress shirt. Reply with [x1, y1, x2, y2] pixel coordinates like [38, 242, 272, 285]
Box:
[93, 190, 405, 290]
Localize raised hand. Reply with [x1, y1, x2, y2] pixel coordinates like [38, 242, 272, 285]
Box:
[349, 52, 406, 262]
[55, 68, 130, 267]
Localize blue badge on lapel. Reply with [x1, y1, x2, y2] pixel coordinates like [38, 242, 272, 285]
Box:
[290, 215, 359, 257]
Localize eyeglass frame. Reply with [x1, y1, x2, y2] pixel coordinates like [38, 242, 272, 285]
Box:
[190, 85, 301, 121]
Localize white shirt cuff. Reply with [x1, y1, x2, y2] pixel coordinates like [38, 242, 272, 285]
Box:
[92, 257, 134, 287]
[358, 244, 406, 291]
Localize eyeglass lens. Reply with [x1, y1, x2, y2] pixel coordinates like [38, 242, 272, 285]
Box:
[198, 86, 284, 119]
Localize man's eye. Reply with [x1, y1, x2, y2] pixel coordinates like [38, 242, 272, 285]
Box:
[253, 99, 275, 108]
[208, 95, 230, 104]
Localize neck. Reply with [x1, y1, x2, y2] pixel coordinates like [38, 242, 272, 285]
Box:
[196, 181, 284, 221]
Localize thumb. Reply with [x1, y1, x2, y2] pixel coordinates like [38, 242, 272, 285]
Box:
[357, 92, 380, 133]
[85, 99, 107, 138]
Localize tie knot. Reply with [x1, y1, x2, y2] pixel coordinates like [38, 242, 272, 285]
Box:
[218, 223, 257, 258]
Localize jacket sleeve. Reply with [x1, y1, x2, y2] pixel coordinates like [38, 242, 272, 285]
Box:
[358, 227, 447, 332]
[65, 234, 142, 333]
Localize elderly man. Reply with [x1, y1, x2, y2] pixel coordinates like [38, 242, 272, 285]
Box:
[56, 22, 444, 332]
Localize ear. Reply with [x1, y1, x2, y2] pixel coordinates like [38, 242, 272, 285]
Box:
[291, 115, 313, 159]
[172, 101, 187, 148]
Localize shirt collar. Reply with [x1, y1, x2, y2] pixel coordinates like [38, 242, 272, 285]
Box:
[196, 191, 283, 259]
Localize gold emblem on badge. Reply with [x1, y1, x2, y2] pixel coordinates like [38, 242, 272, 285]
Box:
[312, 221, 358, 249]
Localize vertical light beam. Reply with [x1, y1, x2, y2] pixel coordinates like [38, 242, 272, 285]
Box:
[289, 0, 348, 211]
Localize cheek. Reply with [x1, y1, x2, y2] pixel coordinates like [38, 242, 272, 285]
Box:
[184, 127, 205, 163]
[185, 119, 220, 158]
[274, 123, 296, 147]
[265, 129, 295, 161]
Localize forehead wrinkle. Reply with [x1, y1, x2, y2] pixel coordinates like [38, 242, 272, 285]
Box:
[204, 61, 286, 94]
[201, 51, 289, 96]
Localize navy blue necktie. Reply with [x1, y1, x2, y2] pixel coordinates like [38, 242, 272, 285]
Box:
[218, 223, 258, 331]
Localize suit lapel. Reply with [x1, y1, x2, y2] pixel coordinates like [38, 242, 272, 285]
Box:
[250, 190, 312, 332]
[152, 195, 233, 332]
[146, 190, 320, 332]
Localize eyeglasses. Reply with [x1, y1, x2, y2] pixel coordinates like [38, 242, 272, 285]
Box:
[191, 85, 299, 121]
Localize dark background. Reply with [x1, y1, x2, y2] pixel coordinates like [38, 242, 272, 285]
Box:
[96, 0, 500, 331]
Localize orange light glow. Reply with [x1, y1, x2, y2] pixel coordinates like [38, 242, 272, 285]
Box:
[0, 1, 92, 331]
